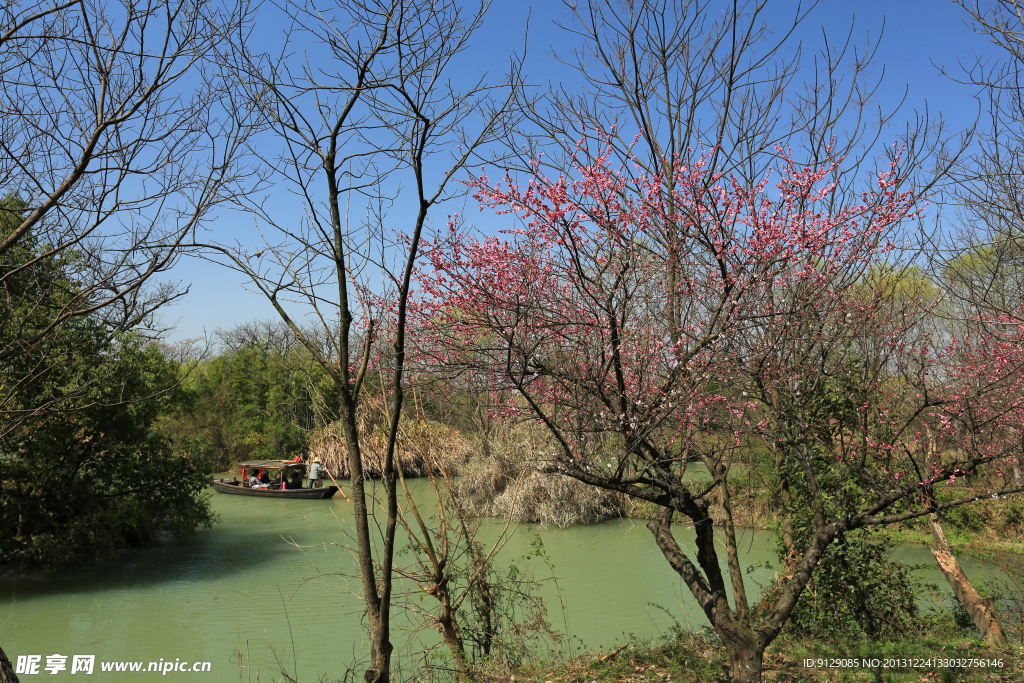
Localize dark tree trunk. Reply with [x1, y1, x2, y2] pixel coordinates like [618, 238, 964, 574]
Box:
[773, 447, 795, 551]
[647, 507, 765, 683]
[436, 585, 471, 678]
[0, 645, 18, 683]
[338, 389, 392, 683]
[722, 633, 764, 683]
[711, 460, 750, 625]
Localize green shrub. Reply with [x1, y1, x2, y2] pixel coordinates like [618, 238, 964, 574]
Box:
[999, 500, 1024, 534]
[940, 504, 986, 533]
[789, 531, 924, 640]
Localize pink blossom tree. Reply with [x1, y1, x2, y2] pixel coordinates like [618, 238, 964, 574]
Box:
[410, 134, 1024, 682]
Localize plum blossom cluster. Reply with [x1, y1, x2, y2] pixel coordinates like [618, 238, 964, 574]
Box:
[403, 133, 993, 496]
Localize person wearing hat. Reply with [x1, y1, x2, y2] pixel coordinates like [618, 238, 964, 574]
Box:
[308, 457, 323, 489]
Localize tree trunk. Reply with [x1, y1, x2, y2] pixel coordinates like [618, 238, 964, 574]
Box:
[928, 517, 1008, 648]
[647, 507, 765, 683]
[338, 390, 392, 683]
[722, 633, 764, 683]
[712, 460, 750, 625]
[771, 413, 794, 552]
[0, 645, 18, 683]
[436, 587, 472, 679]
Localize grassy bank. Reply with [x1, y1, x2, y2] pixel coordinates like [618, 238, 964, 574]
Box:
[875, 501, 1024, 557]
[457, 432, 1024, 553]
[496, 625, 1024, 683]
[544, 475, 1024, 557]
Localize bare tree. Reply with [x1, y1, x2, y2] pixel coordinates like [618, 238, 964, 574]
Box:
[198, 1, 520, 679]
[518, 0, 960, 187]
[0, 0, 254, 437]
[943, 1, 1024, 324]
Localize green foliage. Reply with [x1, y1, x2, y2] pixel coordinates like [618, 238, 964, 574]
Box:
[939, 504, 986, 533]
[927, 497, 1024, 538]
[767, 360, 924, 641]
[0, 331, 215, 567]
[1000, 500, 1024, 534]
[780, 529, 924, 641]
[944, 228, 1024, 314]
[1, 194, 78, 358]
[773, 438, 925, 641]
[161, 335, 336, 469]
[0, 201, 213, 567]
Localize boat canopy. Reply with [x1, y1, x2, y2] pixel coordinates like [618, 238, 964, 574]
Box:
[239, 460, 305, 471]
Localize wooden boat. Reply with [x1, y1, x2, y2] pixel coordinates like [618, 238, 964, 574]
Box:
[211, 459, 338, 499]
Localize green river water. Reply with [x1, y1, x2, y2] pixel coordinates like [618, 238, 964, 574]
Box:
[0, 479, 1016, 681]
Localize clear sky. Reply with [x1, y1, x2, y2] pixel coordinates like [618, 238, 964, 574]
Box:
[158, 0, 998, 344]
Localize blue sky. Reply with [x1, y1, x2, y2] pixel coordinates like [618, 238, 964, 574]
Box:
[159, 0, 997, 344]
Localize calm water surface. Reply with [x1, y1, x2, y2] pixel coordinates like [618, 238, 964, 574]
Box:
[0, 479, 1014, 681]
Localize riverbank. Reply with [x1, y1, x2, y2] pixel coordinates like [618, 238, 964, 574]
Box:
[454, 433, 1024, 559]
[4, 477, 1020, 683]
[497, 625, 1024, 683]
[560, 486, 1024, 561]
[461, 450, 1024, 558]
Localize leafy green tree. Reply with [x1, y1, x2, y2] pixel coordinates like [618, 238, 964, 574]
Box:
[768, 436, 923, 641]
[0, 194, 84, 437]
[1, 329, 215, 566]
[750, 352, 916, 640]
[1, 201, 213, 567]
[160, 327, 337, 469]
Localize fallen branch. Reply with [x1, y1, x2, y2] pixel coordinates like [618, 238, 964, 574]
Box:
[599, 644, 627, 663]
[929, 516, 1008, 648]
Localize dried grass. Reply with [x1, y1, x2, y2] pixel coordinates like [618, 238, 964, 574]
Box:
[307, 414, 471, 479]
[307, 411, 624, 526]
[457, 428, 626, 527]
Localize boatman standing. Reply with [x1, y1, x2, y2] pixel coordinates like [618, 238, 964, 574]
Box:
[308, 458, 323, 489]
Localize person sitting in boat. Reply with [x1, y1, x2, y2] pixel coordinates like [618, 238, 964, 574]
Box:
[286, 470, 303, 489]
[248, 474, 261, 488]
[258, 469, 270, 485]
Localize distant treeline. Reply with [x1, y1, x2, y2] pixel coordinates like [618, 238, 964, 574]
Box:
[163, 320, 498, 473]
[162, 321, 339, 470]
